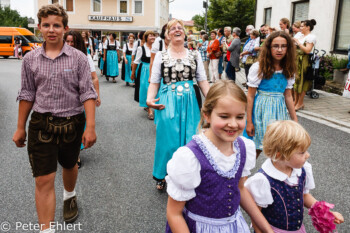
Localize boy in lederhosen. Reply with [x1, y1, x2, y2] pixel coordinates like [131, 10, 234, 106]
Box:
[12, 4, 97, 233]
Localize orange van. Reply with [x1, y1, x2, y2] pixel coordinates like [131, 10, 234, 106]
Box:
[0, 27, 42, 58]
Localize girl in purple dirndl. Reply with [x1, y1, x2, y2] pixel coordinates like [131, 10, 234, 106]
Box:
[165, 80, 274, 233]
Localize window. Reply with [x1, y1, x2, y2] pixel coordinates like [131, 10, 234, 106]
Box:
[0, 36, 12, 44]
[334, 0, 350, 52]
[92, 0, 101, 13]
[65, 0, 74, 12]
[264, 8, 271, 26]
[133, 0, 143, 14]
[292, 1, 309, 23]
[51, 0, 59, 4]
[118, 0, 128, 14]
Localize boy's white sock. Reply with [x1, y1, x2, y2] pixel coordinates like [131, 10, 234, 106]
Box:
[63, 188, 76, 201]
[40, 228, 55, 233]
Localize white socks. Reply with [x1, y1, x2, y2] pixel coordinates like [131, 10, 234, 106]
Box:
[40, 228, 55, 233]
[38, 189, 76, 233]
[63, 188, 76, 201]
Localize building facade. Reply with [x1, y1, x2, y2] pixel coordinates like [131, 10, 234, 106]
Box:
[255, 0, 349, 54]
[31, 0, 169, 41]
[183, 20, 200, 41]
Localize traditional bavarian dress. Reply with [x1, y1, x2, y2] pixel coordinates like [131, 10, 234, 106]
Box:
[98, 42, 104, 71]
[152, 50, 204, 181]
[121, 43, 134, 84]
[133, 40, 142, 102]
[165, 135, 251, 233]
[243, 62, 295, 149]
[103, 40, 119, 78]
[135, 45, 151, 107]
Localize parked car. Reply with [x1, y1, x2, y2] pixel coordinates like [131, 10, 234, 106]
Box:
[0, 27, 42, 58]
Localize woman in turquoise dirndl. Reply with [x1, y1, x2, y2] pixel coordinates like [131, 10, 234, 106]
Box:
[147, 19, 210, 190]
[133, 31, 155, 120]
[98, 36, 106, 75]
[244, 31, 298, 157]
[131, 31, 145, 102]
[103, 33, 119, 83]
[122, 33, 135, 86]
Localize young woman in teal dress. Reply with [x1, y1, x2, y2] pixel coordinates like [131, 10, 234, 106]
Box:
[103, 33, 119, 83]
[98, 36, 106, 75]
[122, 33, 135, 86]
[147, 19, 210, 190]
[133, 31, 155, 120]
[244, 31, 298, 157]
[131, 31, 145, 103]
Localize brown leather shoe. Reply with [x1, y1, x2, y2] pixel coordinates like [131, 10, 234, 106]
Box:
[63, 196, 78, 223]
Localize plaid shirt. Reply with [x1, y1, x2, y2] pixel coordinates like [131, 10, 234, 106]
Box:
[198, 40, 209, 61]
[17, 42, 97, 117]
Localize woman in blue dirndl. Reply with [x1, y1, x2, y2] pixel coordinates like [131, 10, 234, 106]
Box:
[131, 31, 145, 102]
[133, 31, 156, 119]
[98, 36, 106, 75]
[147, 19, 210, 190]
[103, 33, 119, 83]
[122, 33, 135, 86]
[244, 31, 298, 157]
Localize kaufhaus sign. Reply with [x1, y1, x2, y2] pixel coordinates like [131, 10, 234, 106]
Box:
[88, 15, 133, 22]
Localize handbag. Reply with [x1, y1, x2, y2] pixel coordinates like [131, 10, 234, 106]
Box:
[343, 72, 350, 98]
[245, 55, 256, 65]
[305, 66, 315, 81]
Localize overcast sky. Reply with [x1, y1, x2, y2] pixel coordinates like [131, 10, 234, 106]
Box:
[10, 0, 205, 21]
[10, 0, 35, 18]
[169, 0, 206, 21]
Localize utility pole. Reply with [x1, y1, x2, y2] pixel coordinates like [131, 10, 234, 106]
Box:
[204, 0, 208, 33]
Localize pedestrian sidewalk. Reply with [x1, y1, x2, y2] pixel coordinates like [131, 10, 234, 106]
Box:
[234, 69, 350, 134]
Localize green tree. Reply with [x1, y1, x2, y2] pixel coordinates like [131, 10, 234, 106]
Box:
[192, 14, 206, 31]
[0, 5, 29, 28]
[207, 0, 255, 36]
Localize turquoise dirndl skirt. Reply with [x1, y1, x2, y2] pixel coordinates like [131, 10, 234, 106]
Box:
[99, 56, 104, 71]
[153, 80, 200, 180]
[106, 50, 119, 77]
[252, 90, 290, 150]
[124, 54, 134, 83]
[139, 62, 150, 107]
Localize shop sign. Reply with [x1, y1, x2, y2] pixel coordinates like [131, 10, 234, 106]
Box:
[88, 15, 133, 22]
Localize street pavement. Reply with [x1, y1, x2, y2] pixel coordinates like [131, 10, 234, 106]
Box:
[0, 58, 349, 233]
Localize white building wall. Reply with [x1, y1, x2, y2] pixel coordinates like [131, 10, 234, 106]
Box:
[255, 0, 338, 53]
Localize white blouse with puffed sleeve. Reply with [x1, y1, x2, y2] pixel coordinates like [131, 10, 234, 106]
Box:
[133, 45, 151, 65]
[245, 159, 315, 208]
[247, 62, 295, 89]
[150, 50, 207, 84]
[165, 134, 256, 202]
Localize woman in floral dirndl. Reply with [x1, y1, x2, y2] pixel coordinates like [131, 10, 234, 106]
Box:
[147, 19, 210, 190]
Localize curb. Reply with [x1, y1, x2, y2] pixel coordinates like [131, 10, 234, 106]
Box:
[297, 110, 350, 134]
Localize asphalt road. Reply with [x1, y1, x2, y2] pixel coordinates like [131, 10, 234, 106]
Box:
[0, 58, 348, 233]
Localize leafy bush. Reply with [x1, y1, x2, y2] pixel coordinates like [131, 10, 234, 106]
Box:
[319, 55, 334, 80]
[331, 56, 349, 69]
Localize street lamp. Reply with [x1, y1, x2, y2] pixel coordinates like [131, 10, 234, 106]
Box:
[203, 0, 208, 33]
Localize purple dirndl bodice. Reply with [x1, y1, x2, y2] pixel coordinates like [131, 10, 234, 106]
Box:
[165, 136, 249, 233]
[260, 168, 306, 231]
